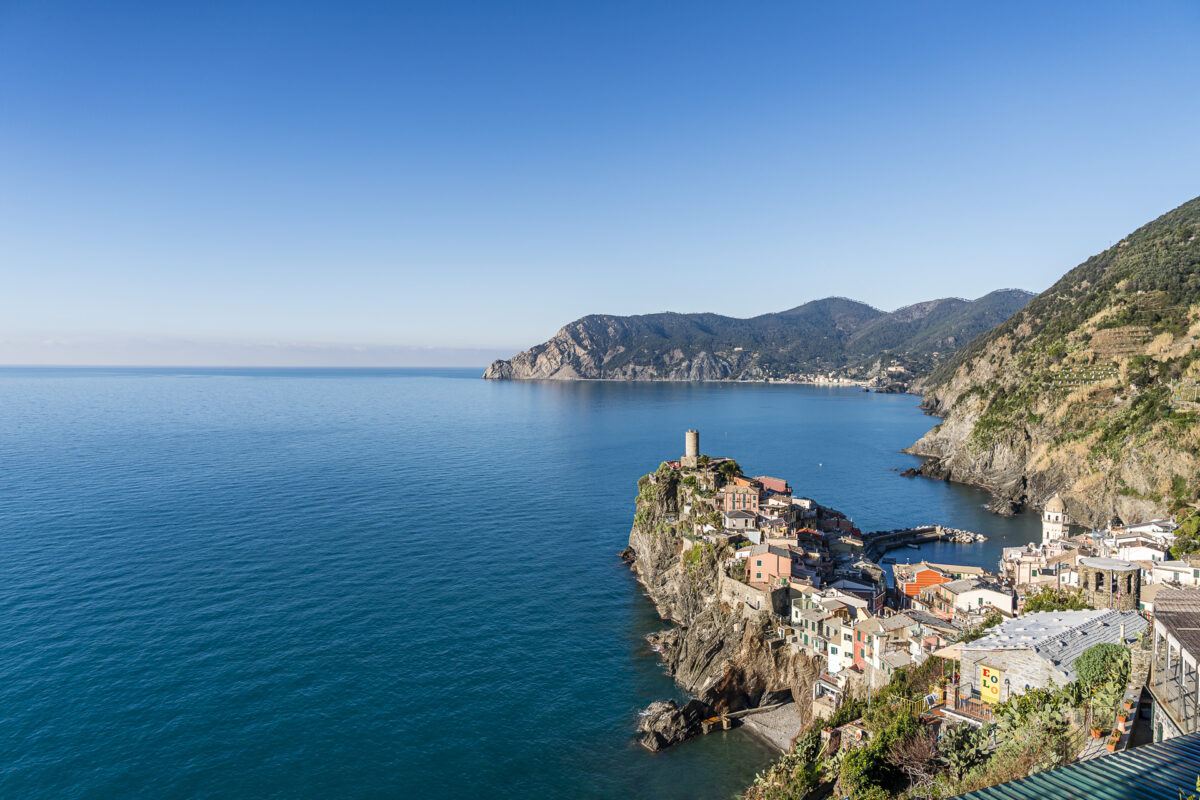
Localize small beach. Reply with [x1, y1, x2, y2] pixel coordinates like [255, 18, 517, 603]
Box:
[742, 704, 805, 752]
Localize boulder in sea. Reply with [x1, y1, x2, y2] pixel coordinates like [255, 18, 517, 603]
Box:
[636, 699, 712, 751]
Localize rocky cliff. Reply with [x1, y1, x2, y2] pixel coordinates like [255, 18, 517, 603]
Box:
[483, 315, 739, 381]
[484, 292, 1033, 382]
[623, 465, 821, 749]
[906, 195, 1200, 526]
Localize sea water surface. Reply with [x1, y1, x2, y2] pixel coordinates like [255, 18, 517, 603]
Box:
[0, 368, 1040, 799]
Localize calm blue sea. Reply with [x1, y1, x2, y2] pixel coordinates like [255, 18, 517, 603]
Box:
[0, 367, 1040, 799]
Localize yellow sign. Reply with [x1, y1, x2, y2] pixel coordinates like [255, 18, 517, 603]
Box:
[979, 666, 1003, 704]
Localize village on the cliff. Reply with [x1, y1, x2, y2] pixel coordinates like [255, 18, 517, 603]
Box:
[651, 429, 1199, 753]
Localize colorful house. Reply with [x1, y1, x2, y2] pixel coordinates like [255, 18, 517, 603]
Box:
[746, 544, 797, 588]
[723, 482, 761, 513]
[893, 563, 951, 604]
[755, 475, 792, 495]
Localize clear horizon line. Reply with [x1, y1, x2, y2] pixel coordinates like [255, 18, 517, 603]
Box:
[0, 363, 491, 370]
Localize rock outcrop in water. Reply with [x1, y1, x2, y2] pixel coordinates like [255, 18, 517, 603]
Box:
[624, 465, 822, 750]
[636, 699, 713, 751]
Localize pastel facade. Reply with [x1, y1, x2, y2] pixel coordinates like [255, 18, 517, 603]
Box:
[723, 484, 761, 513]
[756, 475, 791, 495]
[746, 544, 796, 588]
[1041, 493, 1070, 546]
[894, 564, 951, 603]
[1152, 561, 1200, 587]
[722, 510, 757, 531]
[919, 579, 1015, 620]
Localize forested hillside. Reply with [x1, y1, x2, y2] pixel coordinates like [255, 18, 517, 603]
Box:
[909, 195, 1200, 526]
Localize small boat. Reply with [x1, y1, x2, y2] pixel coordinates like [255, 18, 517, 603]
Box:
[905, 543, 921, 550]
[881, 557, 897, 564]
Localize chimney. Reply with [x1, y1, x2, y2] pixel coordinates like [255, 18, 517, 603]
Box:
[1120, 622, 1126, 642]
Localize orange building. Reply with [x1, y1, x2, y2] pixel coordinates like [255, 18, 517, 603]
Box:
[895, 564, 951, 601]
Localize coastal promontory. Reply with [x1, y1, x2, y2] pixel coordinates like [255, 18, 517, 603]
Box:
[484, 291, 1033, 385]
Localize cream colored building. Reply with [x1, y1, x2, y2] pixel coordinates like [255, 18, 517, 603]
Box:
[1041, 493, 1070, 545]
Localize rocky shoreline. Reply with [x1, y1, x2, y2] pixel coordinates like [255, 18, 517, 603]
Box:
[900, 392, 1180, 525]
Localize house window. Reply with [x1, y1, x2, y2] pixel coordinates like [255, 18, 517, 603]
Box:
[756, 560, 762, 567]
[755, 572, 762, 580]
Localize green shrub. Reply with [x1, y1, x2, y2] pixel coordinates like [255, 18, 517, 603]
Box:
[958, 612, 1003, 642]
[1023, 586, 1089, 612]
[1074, 643, 1130, 704]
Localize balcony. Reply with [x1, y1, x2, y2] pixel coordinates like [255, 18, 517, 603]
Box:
[1148, 655, 1200, 736]
[952, 693, 996, 723]
[936, 685, 995, 725]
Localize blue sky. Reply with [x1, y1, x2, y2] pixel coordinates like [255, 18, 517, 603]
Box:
[2, 1, 1199, 365]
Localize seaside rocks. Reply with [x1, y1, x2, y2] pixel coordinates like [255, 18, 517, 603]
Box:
[636, 699, 712, 751]
[986, 496, 1021, 516]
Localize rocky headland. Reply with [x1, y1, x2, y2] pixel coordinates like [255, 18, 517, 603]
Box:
[622, 464, 822, 752]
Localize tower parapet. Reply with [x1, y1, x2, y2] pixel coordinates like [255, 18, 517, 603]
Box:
[682, 429, 700, 468]
[1078, 557, 1140, 611]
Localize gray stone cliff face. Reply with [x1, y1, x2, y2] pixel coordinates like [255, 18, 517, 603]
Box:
[483, 316, 737, 381]
[906, 359, 1182, 527]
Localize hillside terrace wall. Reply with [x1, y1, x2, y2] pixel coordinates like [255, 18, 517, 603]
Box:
[719, 574, 788, 618]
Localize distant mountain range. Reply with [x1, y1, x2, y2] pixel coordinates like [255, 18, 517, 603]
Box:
[483, 290, 1035, 383]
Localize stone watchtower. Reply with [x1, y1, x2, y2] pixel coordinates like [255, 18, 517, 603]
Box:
[681, 429, 700, 468]
[1041, 493, 1070, 546]
[1078, 557, 1141, 611]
